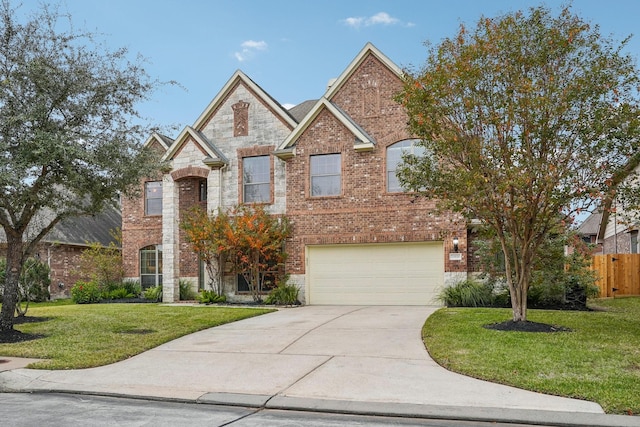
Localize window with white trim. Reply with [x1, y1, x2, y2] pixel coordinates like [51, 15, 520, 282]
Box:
[386, 140, 425, 192]
[144, 181, 162, 215]
[310, 153, 341, 197]
[243, 155, 270, 203]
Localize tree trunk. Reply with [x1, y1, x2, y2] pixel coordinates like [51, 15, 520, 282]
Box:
[0, 234, 24, 331]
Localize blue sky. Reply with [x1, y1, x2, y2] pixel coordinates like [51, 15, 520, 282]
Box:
[20, 0, 640, 135]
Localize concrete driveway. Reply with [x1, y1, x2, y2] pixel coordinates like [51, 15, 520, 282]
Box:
[0, 306, 606, 421]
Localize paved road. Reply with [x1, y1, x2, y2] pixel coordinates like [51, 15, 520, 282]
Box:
[0, 393, 545, 427]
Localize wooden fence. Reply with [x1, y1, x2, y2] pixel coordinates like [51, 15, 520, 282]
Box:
[591, 254, 640, 297]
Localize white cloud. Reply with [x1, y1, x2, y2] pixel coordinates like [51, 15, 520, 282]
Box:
[234, 40, 268, 62]
[342, 12, 406, 29]
[282, 103, 296, 109]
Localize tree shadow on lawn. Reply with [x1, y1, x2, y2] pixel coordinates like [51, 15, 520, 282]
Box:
[484, 320, 572, 333]
[0, 316, 49, 343]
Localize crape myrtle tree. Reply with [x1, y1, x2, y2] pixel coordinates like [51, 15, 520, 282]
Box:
[0, 1, 168, 331]
[224, 205, 290, 303]
[181, 206, 229, 297]
[182, 205, 291, 303]
[396, 6, 640, 322]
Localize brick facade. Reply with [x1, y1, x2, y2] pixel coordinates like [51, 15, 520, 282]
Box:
[121, 44, 472, 303]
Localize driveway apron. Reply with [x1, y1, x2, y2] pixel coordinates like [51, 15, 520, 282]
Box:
[0, 305, 603, 413]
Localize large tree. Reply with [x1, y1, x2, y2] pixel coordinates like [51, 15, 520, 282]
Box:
[397, 6, 640, 322]
[0, 1, 166, 331]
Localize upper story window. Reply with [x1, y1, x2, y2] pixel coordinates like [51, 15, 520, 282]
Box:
[145, 181, 162, 215]
[310, 153, 341, 197]
[243, 155, 270, 203]
[386, 140, 425, 193]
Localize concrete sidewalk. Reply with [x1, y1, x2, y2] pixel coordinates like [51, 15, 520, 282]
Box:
[0, 306, 636, 426]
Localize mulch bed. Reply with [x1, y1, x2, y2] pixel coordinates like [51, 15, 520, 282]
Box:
[0, 316, 49, 343]
[484, 320, 572, 333]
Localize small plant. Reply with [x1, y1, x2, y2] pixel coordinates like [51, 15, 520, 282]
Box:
[71, 281, 103, 304]
[264, 281, 300, 305]
[179, 280, 198, 301]
[438, 279, 494, 307]
[144, 285, 162, 302]
[106, 288, 134, 300]
[197, 289, 226, 304]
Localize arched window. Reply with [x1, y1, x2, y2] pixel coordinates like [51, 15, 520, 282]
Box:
[386, 139, 425, 192]
[140, 245, 162, 288]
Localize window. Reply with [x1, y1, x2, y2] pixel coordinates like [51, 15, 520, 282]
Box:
[386, 140, 426, 192]
[236, 259, 279, 294]
[199, 179, 207, 202]
[310, 153, 341, 197]
[145, 181, 162, 215]
[243, 156, 271, 203]
[140, 245, 162, 288]
[631, 231, 638, 254]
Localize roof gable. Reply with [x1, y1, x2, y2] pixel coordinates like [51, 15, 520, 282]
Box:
[161, 126, 228, 167]
[324, 42, 403, 101]
[143, 132, 172, 152]
[275, 98, 375, 158]
[193, 70, 297, 131]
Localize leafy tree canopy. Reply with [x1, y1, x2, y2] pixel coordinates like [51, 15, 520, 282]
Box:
[397, 5, 640, 321]
[0, 1, 170, 331]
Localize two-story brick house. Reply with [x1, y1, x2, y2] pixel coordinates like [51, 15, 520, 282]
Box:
[122, 43, 469, 304]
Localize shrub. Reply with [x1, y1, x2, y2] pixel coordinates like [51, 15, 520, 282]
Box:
[71, 281, 103, 304]
[438, 279, 494, 307]
[144, 285, 162, 302]
[197, 289, 226, 304]
[0, 257, 51, 304]
[264, 282, 300, 305]
[179, 280, 198, 301]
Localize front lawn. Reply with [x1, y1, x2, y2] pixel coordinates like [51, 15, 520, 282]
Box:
[0, 302, 274, 370]
[423, 297, 640, 415]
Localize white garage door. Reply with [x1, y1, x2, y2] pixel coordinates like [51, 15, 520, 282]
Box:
[307, 242, 443, 305]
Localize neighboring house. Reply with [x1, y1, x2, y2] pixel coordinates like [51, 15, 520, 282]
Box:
[122, 43, 469, 305]
[579, 159, 640, 255]
[0, 205, 122, 299]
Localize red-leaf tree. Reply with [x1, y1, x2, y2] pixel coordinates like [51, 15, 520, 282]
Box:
[225, 205, 290, 303]
[181, 205, 290, 302]
[397, 5, 640, 322]
[181, 206, 229, 296]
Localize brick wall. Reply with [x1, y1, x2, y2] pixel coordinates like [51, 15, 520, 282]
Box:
[178, 177, 206, 279]
[121, 184, 163, 281]
[284, 53, 467, 276]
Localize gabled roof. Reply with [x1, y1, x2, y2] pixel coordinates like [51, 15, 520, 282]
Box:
[275, 98, 376, 159]
[192, 70, 297, 131]
[143, 132, 173, 151]
[161, 126, 229, 167]
[275, 43, 402, 159]
[288, 100, 317, 123]
[0, 204, 122, 248]
[44, 205, 122, 247]
[324, 42, 403, 101]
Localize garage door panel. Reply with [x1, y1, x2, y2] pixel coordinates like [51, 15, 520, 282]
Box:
[307, 243, 443, 305]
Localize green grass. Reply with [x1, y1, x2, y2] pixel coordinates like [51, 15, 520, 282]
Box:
[422, 297, 640, 415]
[0, 301, 274, 370]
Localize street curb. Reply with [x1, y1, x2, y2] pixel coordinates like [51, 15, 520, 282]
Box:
[6, 389, 637, 427]
[265, 396, 640, 427]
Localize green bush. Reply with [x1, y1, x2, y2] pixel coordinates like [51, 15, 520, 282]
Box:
[197, 289, 226, 304]
[71, 281, 103, 304]
[179, 280, 198, 300]
[0, 257, 51, 303]
[264, 282, 300, 305]
[438, 279, 494, 307]
[143, 285, 162, 302]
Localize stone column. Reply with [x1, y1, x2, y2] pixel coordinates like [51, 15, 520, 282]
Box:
[162, 175, 180, 302]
